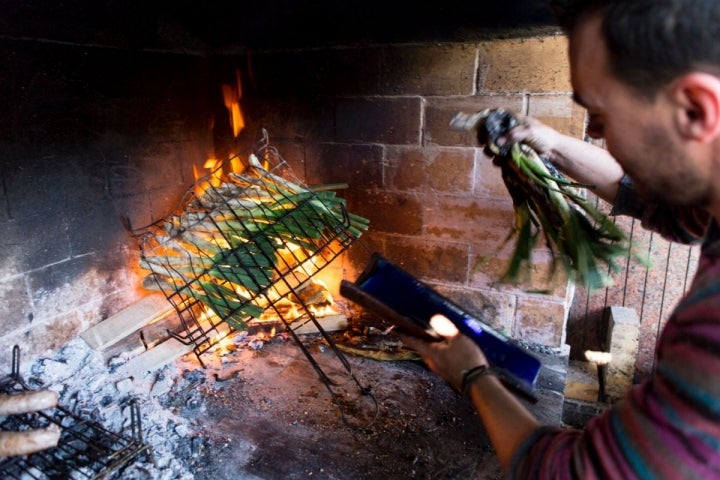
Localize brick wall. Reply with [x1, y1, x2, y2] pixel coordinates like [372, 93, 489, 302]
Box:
[1, 33, 583, 367]
[227, 36, 700, 380]
[233, 35, 582, 348]
[0, 39, 213, 363]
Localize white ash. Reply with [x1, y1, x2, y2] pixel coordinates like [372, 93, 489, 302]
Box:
[20, 337, 199, 480]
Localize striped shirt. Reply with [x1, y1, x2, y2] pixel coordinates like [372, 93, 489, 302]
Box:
[509, 177, 720, 479]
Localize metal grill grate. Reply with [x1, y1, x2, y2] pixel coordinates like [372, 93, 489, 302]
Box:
[0, 346, 153, 480]
[137, 131, 367, 359]
[135, 131, 377, 428]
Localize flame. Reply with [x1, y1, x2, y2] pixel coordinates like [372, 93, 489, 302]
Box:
[205, 158, 223, 187]
[308, 302, 337, 318]
[230, 156, 244, 174]
[310, 277, 330, 291]
[212, 334, 236, 356]
[256, 326, 276, 340]
[198, 304, 221, 324]
[192, 165, 210, 196]
[222, 68, 245, 138]
[193, 69, 246, 194]
[192, 164, 217, 196]
[277, 243, 309, 269]
[176, 70, 350, 349]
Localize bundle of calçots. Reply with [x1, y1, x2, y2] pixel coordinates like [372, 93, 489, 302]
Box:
[140, 153, 370, 331]
[451, 108, 645, 291]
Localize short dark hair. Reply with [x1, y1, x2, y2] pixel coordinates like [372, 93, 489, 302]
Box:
[551, 0, 720, 98]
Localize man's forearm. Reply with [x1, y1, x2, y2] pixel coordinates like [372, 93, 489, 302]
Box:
[547, 135, 624, 204]
[466, 374, 541, 472]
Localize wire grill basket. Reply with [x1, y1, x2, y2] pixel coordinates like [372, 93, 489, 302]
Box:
[135, 131, 377, 429]
[0, 346, 153, 480]
[136, 131, 369, 362]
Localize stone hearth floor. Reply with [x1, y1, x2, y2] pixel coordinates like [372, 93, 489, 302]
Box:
[163, 334, 568, 479]
[2, 333, 568, 479]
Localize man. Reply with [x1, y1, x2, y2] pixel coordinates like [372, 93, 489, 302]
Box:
[402, 1, 720, 477]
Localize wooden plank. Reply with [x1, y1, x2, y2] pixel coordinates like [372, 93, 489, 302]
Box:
[115, 338, 193, 378]
[80, 294, 174, 351]
[100, 313, 184, 362]
[247, 313, 348, 337]
[293, 314, 348, 335]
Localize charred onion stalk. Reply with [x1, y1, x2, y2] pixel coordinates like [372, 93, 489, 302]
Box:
[451, 108, 645, 291]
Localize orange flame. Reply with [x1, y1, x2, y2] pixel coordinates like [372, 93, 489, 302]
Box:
[205, 158, 222, 187]
[212, 334, 236, 356]
[308, 303, 337, 318]
[222, 68, 245, 138]
[194, 68, 246, 193]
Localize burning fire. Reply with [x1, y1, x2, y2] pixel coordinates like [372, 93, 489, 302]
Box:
[222, 68, 245, 138]
[206, 275, 342, 357]
[256, 277, 339, 322]
[139, 66, 365, 356]
[193, 68, 247, 191]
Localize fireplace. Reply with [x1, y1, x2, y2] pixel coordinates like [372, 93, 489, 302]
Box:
[0, 0, 692, 478]
[0, 0, 569, 365]
[0, 2, 574, 359]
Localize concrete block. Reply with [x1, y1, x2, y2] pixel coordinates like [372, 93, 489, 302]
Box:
[606, 306, 640, 401]
[477, 36, 571, 93]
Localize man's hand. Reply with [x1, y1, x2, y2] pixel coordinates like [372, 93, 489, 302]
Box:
[477, 112, 624, 204]
[400, 317, 488, 393]
[402, 319, 539, 471]
[494, 115, 565, 159]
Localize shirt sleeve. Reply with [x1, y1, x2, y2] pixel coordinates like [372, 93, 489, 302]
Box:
[507, 425, 584, 480]
[508, 223, 720, 480]
[509, 323, 720, 479]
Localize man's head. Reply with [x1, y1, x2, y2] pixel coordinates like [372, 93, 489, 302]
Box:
[555, 0, 720, 209]
[553, 0, 720, 100]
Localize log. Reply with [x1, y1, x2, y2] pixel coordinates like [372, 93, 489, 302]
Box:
[115, 338, 193, 378]
[247, 313, 348, 336]
[80, 294, 174, 351]
[293, 313, 348, 335]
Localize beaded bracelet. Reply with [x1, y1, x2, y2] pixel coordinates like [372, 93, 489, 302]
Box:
[459, 365, 492, 396]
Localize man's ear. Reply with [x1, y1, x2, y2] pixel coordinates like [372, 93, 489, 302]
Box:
[672, 73, 720, 141]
